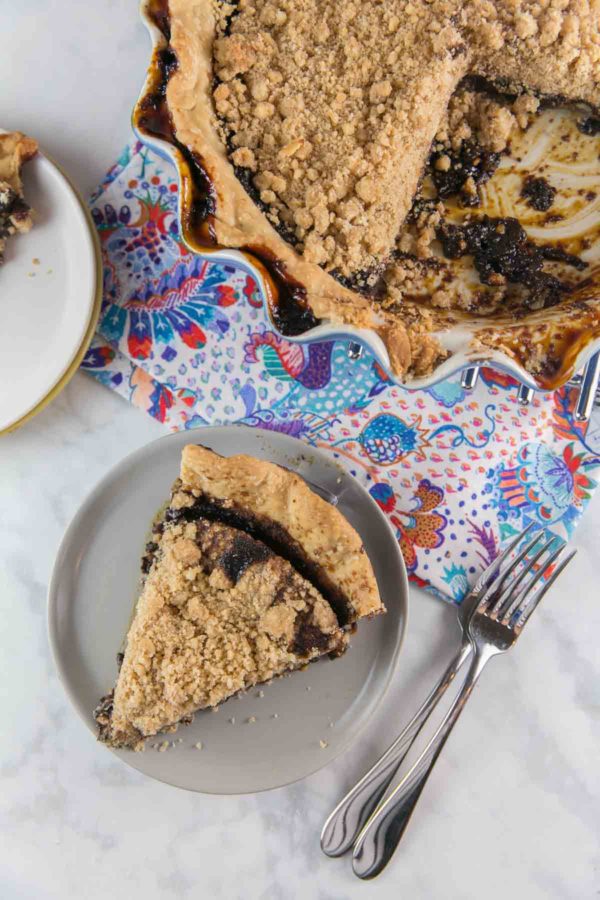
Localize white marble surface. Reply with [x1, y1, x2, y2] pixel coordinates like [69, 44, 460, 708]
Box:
[2, 3, 600, 897]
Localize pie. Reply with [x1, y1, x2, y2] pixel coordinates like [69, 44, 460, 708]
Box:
[95, 445, 383, 749]
[0, 131, 37, 265]
[137, 0, 600, 379]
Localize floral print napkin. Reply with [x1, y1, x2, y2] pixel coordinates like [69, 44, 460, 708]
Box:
[82, 142, 600, 602]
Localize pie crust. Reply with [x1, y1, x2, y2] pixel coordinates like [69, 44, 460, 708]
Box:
[138, 0, 600, 380]
[95, 445, 383, 749]
[179, 443, 383, 623]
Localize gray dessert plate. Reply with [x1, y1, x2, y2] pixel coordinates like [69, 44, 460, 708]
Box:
[48, 425, 408, 794]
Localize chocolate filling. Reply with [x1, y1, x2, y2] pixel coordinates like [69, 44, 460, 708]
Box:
[0, 186, 30, 243]
[520, 176, 556, 212]
[165, 494, 353, 626]
[291, 609, 333, 656]
[437, 215, 587, 309]
[217, 533, 272, 584]
[577, 116, 600, 136]
[430, 141, 501, 207]
[136, 45, 217, 226]
[94, 691, 115, 743]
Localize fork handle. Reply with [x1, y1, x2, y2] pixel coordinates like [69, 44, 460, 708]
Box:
[320, 638, 472, 857]
[352, 646, 494, 879]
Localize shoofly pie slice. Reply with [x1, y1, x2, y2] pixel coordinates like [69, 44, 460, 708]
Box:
[145, 0, 600, 379]
[0, 132, 37, 265]
[95, 445, 383, 749]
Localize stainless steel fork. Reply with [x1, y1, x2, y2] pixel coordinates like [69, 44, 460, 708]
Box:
[321, 522, 539, 857]
[351, 533, 576, 879]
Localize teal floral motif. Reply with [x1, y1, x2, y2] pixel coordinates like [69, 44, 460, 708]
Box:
[442, 564, 469, 601]
[494, 441, 596, 534]
[426, 379, 465, 408]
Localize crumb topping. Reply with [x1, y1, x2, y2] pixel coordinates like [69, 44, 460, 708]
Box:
[212, 0, 599, 276]
[100, 517, 347, 748]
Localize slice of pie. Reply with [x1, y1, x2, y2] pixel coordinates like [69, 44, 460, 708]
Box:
[137, 0, 600, 379]
[95, 445, 383, 750]
[0, 131, 37, 265]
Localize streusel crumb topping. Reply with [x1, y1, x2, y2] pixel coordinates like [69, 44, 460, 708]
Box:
[212, 0, 599, 276]
[101, 518, 347, 747]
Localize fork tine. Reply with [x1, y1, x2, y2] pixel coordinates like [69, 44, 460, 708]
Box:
[466, 523, 535, 604]
[494, 534, 559, 619]
[513, 548, 576, 628]
[499, 541, 565, 624]
[484, 528, 544, 612]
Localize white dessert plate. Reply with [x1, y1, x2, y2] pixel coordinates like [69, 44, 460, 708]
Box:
[0, 136, 101, 434]
[48, 425, 408, 794]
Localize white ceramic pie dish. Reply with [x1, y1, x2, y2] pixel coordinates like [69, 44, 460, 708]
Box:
[132, 1, 600, 393]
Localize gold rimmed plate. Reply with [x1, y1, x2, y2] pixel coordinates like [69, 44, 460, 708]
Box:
[0, 139, 102, 434]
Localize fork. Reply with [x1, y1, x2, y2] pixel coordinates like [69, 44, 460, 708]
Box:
[321, 522, 539, 858]
[351, 533, 576, 879]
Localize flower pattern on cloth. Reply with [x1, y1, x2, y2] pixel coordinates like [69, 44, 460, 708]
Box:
[82, 142, 600, 603]
[369, 480, 448, 573]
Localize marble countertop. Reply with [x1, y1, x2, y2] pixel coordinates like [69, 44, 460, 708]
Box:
[1, 3, 599, 897]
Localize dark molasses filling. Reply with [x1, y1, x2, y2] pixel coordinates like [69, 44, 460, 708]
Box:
[430, 141, 501, 207]
[577, 116, 600, 136]
[141, 540, 159, 574]
[146, 0, 171, 39]
[94, 691, 115, 743]
[270, 283, 320, 335]
[463, 75, 600, 119]
[210, 530, 272, 584]
[291, 608, 333, 656]
[136, 45, 217, 226]
[0, 185, 30, 244]
[246, 246, 319, 335]
[437, 215, 587, 309]
[164, 493, 353, 626]
[330, 264, 390, 299]
[520, 176, 556, 212]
